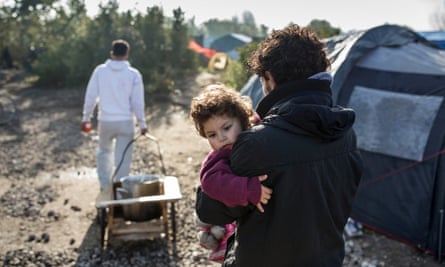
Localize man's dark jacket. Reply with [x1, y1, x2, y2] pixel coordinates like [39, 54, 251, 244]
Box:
[196, 79, 363, 267]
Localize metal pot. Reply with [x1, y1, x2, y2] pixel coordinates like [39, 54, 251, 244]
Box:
[118, 174, 163, 222]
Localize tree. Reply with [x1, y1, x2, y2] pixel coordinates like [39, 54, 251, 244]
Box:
[0, 0, 60, 68]
[223, 41, 259, 91]
[242, 11, 256, 27]
[168, 8, 198, 77]
[431, 3, 445, 30]
[201, 11, 266, 38]
[307, 19, 341, 38]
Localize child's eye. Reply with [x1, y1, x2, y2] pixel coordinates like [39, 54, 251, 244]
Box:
[207, 133, 216, 138]
[224, 124, 232, 131]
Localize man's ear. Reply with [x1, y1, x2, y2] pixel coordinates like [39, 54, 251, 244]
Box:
[264, 71, 276, 90]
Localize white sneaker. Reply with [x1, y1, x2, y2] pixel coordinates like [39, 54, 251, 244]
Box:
[344, 218, 363, 237]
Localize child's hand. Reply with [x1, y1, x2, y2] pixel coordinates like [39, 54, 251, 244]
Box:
[256, 175, 272, 213]
[250, 112, 261, 125]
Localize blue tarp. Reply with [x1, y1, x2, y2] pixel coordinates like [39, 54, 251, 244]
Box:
[418, 31, 445, 49]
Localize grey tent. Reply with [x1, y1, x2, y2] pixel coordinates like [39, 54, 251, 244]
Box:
[331, 24, 445, 258]
[209, 33, 252, 60]
[240, 74, 263, 109]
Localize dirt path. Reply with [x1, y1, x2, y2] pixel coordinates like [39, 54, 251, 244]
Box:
[0, 69, 442, 266]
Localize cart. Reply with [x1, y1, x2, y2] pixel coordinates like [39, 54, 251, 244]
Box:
[94, 134, 182, 250]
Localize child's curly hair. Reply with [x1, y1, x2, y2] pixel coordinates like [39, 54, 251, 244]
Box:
[190, 84, 253, 138]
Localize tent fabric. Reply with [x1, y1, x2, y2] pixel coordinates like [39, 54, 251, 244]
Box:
[209, 33, 252, 60]
[357, 43, 445, 75]
[418, 31, 445, 49]
[349, 85, 443, 161]
[240, 75, 263, 109]
[188, 40, 217, 59]
[331, 24, 445, 257]
[209, 33, 252, 52]
[330, 24, 439, 102]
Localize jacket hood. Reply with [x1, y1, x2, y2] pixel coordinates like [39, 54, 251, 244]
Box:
[257, 79, 355, 140]
[105, 59, 130, 71]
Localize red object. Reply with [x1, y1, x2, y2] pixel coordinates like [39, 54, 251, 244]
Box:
[188, 40, 217, 59]
[82, 122, 92, 133]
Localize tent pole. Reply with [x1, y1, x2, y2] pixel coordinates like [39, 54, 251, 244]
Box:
[439, 209, 443, 263]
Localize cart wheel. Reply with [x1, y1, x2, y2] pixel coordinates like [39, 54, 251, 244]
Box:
[97, 208, 107, 247]
[96, 207, 102, 225]
[170, 202, 177, 256]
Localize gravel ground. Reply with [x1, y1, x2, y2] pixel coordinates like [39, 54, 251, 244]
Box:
[0, 70, 443, 267]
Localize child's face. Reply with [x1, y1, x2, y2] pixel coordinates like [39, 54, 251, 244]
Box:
[202, 115, 243, 151]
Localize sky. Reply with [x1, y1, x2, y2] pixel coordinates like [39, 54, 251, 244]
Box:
[84, 0, 443, 33]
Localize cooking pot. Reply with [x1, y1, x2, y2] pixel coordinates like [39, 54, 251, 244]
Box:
[117, 174, 163, 221]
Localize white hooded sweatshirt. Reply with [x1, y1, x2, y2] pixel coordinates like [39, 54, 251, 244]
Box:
[82, 59, 146, 129]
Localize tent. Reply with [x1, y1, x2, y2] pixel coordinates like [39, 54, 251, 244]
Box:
[188, 40, 217, 59]
[209, 33, 252, 60]
[418, 31, 445, 49]
[240, 24, 445, 257]
[330, 24, 445, 257]
[240, 74, 263, 109]
[190, 33, 253, 71]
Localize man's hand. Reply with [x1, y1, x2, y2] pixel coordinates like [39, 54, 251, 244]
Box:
[256, 175, 272, 213]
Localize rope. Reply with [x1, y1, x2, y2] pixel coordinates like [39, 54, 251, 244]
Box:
[358, 148, 445, 190]
[111, 134, 141, 182]
[111, 133, 166, 182]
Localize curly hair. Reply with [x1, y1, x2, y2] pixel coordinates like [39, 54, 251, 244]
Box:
[247, 24, 330, 85]
[190, 84, 253, 138]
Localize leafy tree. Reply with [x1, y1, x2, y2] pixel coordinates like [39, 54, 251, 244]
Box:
[168, 8, 198, 77]
[432, 4, 445, 30]
[0, 0, 58, 67]
[1, 0, 338, 96]
[242, 11, 256, 27]
[0, 0, 343, 103]
[307, 19, 341, 38]
[223, 41, 259, 91]
[202, 12, 267, 38]
[132, 6, 168, 93]
[34, 0, 119, 86]
[37, 0, 91, 85]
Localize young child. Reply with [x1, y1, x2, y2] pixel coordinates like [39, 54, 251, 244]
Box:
[190, 83, 272, 262]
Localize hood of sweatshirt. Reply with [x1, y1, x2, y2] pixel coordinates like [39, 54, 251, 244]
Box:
[105, 59, 130, 71]
[257, 79, 355, 140]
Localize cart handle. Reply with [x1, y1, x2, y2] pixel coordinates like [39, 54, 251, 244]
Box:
[143, 133, 167, 176]
[112, 133, 166, 182]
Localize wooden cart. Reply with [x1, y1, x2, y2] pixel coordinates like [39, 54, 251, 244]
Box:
[95, 175, 182, 249]
[94, 134, 182, 250]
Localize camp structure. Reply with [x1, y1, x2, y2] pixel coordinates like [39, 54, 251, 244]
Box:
[330, 24, 445, 258]
[188, 40, 217, 59]
[208, 52, 231, 72]
[190, 33, 252, 72]
[209, 33, 252, 60]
